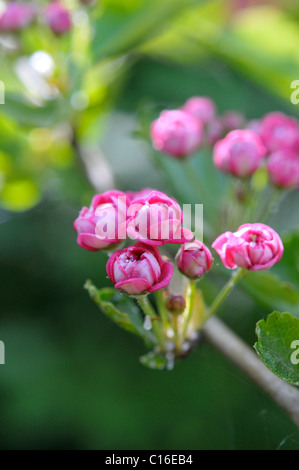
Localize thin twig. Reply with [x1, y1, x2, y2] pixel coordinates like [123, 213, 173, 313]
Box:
[71, 127, 115, 192]
[202, 316, 299, 429]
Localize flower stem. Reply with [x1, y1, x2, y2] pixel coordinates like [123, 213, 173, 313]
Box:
[256, 186, 283, 223]
[155, 290, 171, 330]
[138, 295, 165, 349]
[181, 158, 206, 202]
[182, 280, 196, 337]
[204, 268, 245, 323]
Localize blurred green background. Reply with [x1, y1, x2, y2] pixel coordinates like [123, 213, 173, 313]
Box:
[1, 0, 299, 449]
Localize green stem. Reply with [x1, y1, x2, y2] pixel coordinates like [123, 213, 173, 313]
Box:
[204, 268, 244, 323]
[150, 151, 184, 201]
[138, 296, 165, 349]
[256, 186, 283, 223]
[182, 280, 196, 337]
[155, 290, 171, 330]
[181, 158, 206, 202]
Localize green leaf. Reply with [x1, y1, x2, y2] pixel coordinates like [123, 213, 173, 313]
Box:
[139, 350, 168, 370]
[274, 230, 299, 294]
[84, 280, 156, 345]
[240, 271, 299, 318]
[92, 0, 203, 61]
[254, 312, 299, 386]
[1, 93, 67, 128]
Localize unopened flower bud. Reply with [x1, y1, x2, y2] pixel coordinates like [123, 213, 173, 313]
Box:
[176, 240, 213, 280]
[267, 149, 299, 188]
[0, 2, 35, 32]
[106, 242, 174, 296]
[213, 129, 266, 178]
[45, 1, 72, 35]
[182, 96, 217, 125]
[150, 109, 203, 158]
[260, 112, 299, 152]
[165, 295, 186, 315]
[212, 223, 284, 271]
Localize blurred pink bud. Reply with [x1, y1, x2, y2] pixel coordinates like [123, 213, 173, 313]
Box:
[260, 112, 299, 152]
[175, 240, 213, 280]
[0, 2, 35, 31]
[206, 117, 224, 145]
[127, 190, 193, 246]
[150, 110, 203, 158]
[74, 190, 129, 251]
[45, 1, 72, 35]
[213, 129, 266, 178]
[267, 150, 299, 188]
[247, 119, 261, 135]
[221, 111, 246, 131]
[182, 96, 217, 125]
[106, 242, 174, 296]
[212, 223, 284, 271]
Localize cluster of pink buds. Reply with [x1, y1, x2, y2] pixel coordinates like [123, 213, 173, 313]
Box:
[74, 188, 284, 298]
[150, 96, 299, 189]
[150, 96, 249, 159]
[0, 1, 93, 35]
[74, 188, 215, 296]
[259, 112, 299, 188]
[214, 110, 299, 187]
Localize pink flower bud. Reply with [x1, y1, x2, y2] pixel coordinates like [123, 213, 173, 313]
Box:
[127, 190, 193, 246]
[45, 1, 72, 35]
[260, 112, 299, 152]
[267, 150, 299, 188]
[221, 111, 246, 132]
[74, 190, 129, 251]
[247, 119, 261, 136]
[175, 240, 213, 280]
[206, 117, 224, 145]
[106, 242, 174, 296]
[0, 2, 35, 31]
[182, 96, 217, 125]
[212, 223, 284, 272]
[150, 110, 203, 158]
[213, 130, 266, 178]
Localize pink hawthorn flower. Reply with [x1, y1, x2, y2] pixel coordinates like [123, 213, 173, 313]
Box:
[212, 223, 284, 271]
[175, 240, 213, 280]
[44, 1, 72, 35]
[0, 2, 35, 31]
[267, 150, 299, 188]
[106, 242, 174, 296]
[150, 109, 203, 158]
[213, 129, 267, 178]
[74, 190, 129, 251]
[260, 112, 299, 152]
[182, 96, 217, 125]
[127, 190, 193, 246]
